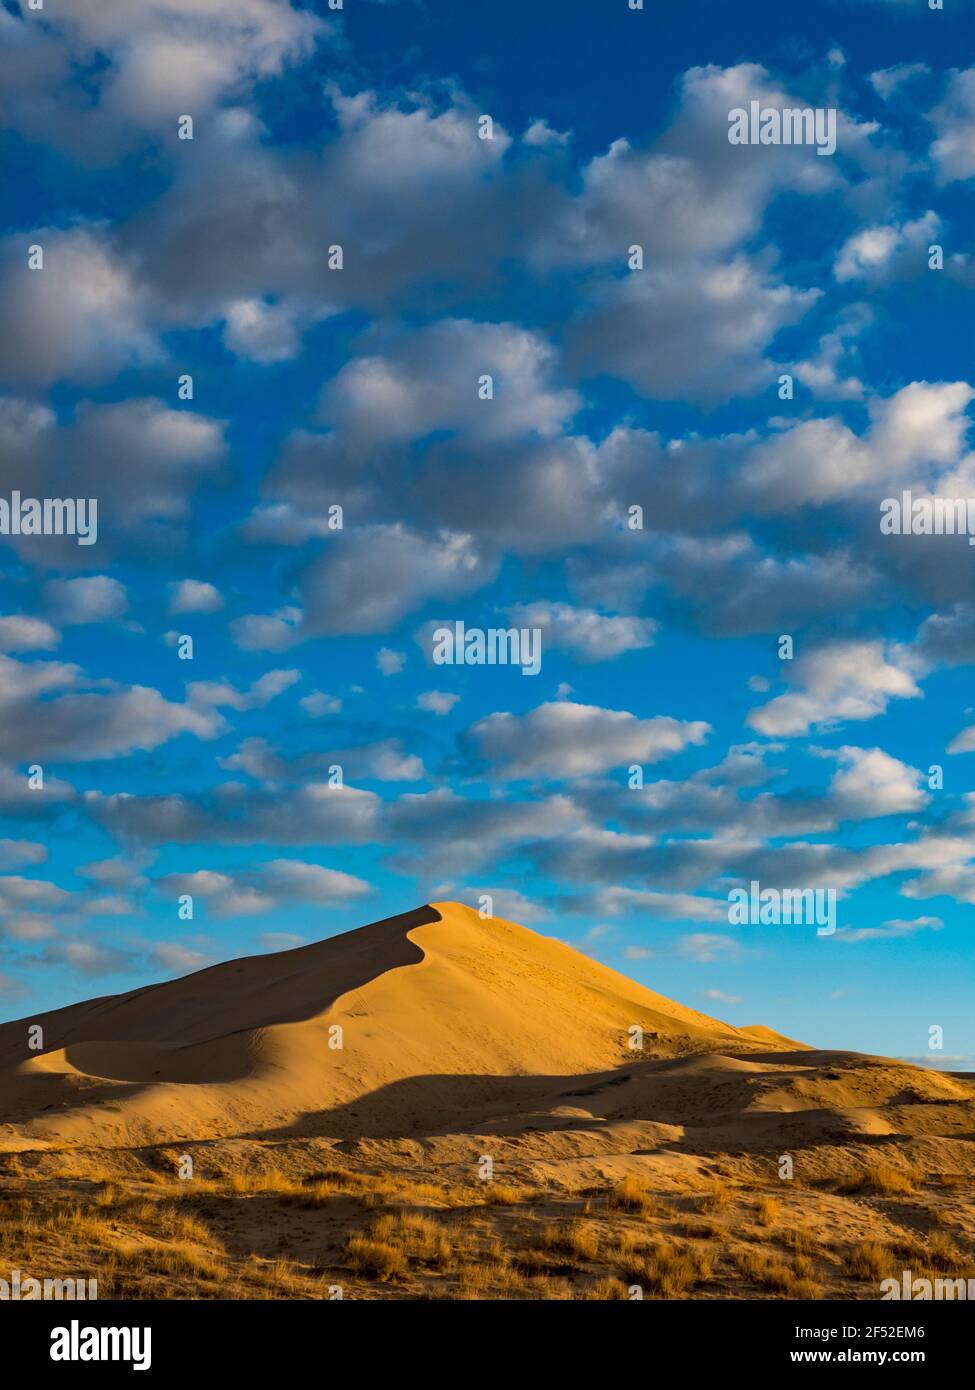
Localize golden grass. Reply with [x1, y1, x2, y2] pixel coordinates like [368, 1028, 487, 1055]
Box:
[735, 1249, 820, 1298]
[480, 1183, 530, 1206]
[693, 1179, 732, 1214]
[924, 1232, 969, 1273]
[619, 1241, 715, 1297]
[677, 1218, 721, 1239]
[344, 1234, 406, 1281]
[539, 1221, 600, 1262]
[228, 1171, 303, 1196]
[370, 1211, 452, 1266]
[116, 1241, 225, 1281]
[581, 1276, 631, 1300]
[847, 1241, 894, 1280]
[780, 1226, 819, 1256]
[2, 1149, 968, 1302]
[837, 1165, 918, 1197]
[607, 1175, 661, 1217]
[756, 1195, 780, 1227]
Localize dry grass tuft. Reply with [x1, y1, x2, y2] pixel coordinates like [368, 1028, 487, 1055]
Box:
[837, 1165, 918, 1197]
[344, 1234, 406, 1281]
[847, 1241, 894, 1280]
[694, 1179, 732, 1214]
[539, 1221, 600, 1262]
[620, 1241, 715, 1297]
[607, 1175, 661, 1217]
[735, 1249, 820, 1298]
[756, 1195, 780, 1227]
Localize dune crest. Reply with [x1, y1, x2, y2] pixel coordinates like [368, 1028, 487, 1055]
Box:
[0, 901, 798, 1148]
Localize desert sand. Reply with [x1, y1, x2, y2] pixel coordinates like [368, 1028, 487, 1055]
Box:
[0, 902, 972, 1299]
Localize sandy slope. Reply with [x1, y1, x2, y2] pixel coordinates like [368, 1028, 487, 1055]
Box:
[0, 901, 798, 1148]
[1, 901, 971, 1170]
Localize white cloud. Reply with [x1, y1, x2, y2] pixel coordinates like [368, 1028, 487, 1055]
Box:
[929, 68, 975, 183]
[352, 740, 425, 782]
[43, 576, 128, 625]
[675, 934, 743, 963]
[948, 724, 975, 754]
[869, 63, 929, 101]
[417, 690, 460, 716]
[523, 119, 570, 148]
[187, 669, 299, 712]
[591, 886, 727, 922]
[320, 319, 579, 445]
[222, 298, 304, 363]
[0, 840, 48, 870]
[300, 525, 494, 637]
[54, 0, 325, 122]
[299, 690, 342, 716]
[572, 256, 818, 404]
[741, 381, 975, 509]
[467, 701, 710, 779]
[747, 641, 923, 737]
[507, 602, 657, 662]
[469, 888, 551, 923]
[834, 212, 940, 283]
[257, 932, 305, 951]
[835, 916, 943, 943]
[0, 654, 226, 762]
[90, 780, 381, 847]
[168, 580, 224, 614]
[149, 942, 210, 975]
[157, 858, 370, 917]
[0, 615, 60, 651]
[3, 398, 227, 558]
[0, 972, 29, 1001]
[38, 939, 134, 977]
[822, 745, 927, 818]
[231, 606, 302, 652]
[0, 227, 159, 386]
[377, 648, 406, 676]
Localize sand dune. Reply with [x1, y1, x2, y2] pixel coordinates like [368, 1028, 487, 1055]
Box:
[0, 899, 967, 1157]
[2, 900, 973, 1300]
[0, 901, 795, 1147]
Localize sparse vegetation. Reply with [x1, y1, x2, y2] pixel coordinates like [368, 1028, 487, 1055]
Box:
[693, 1179, 732, 1214]
[756, 1195, 780, 1227]
[735, 1249, 820, 1298]
[0, 1138, 969, 1301]
[837, 1165, 919, 1197]
[620, 1240, 716, 1296]
[847, 1241, 894, 1280]
[607, 1175, 661, 1217]
[344, 1235, 406, 1281]
[539, 1220, 600, 1262]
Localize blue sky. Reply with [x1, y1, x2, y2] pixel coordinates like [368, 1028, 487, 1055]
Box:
[1, 0, 974, 1068]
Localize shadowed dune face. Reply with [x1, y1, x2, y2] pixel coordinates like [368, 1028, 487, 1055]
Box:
[0, 905, 434, 1135]
[0, 904, 436, 1076]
